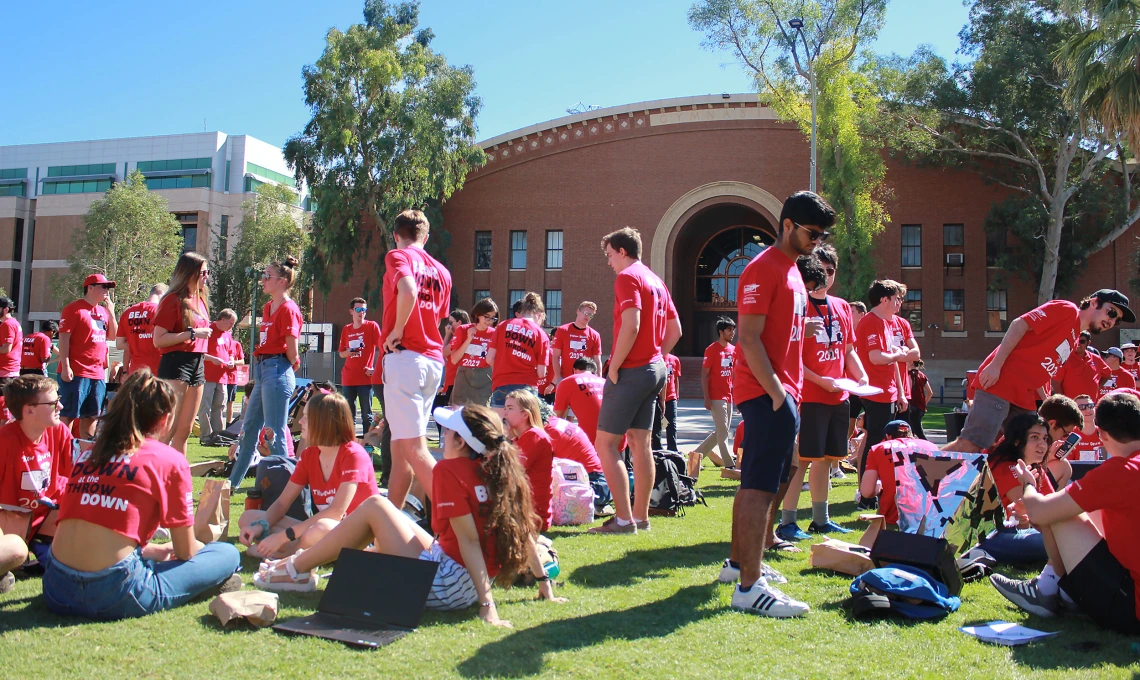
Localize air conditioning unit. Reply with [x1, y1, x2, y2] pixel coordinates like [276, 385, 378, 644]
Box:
[945, 252, 964, 266]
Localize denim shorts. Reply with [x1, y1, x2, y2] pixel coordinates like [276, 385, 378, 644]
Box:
[738, 394, 800, 493]
[59, 376, 106, 419]
[490, 383, 535, 408]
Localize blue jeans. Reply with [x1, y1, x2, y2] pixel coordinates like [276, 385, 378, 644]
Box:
[979, 526, 1048, 564]
[230, 356, 296, 487]
[43, 543, 240, 620]
[341, 384, 374, 433]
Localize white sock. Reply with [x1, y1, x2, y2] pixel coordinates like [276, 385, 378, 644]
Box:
[615, 516, 632, 526]
[1038, 564, 1060, 596]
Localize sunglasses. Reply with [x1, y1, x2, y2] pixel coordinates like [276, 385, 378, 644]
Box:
[92, 283, 112, 290]
[1107, 307, 1119, 320]
[260, 273, 277, 281]
[353, 307, 367, 313]
[1077, 403, 1094, 411]
[793, 222, 831, 242]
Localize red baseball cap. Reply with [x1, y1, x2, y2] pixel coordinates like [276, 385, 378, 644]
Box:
[83, 273, 116, 288]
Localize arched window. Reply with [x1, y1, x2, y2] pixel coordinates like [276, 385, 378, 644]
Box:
[695, 227, 773, 307]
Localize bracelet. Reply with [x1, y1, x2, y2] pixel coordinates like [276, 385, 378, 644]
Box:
[479, 601, 494, 608]
[534, 575, 550, 582]
[285, 526, 297, 542]
[251, 518, 271, 539]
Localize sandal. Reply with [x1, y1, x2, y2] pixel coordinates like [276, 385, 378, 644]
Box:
[253, 555, 317, 592]
[767, 540, 802, 554]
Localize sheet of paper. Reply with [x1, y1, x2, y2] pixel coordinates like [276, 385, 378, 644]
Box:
[959, 621, 1060, 646]
[833, 378, 884, 397]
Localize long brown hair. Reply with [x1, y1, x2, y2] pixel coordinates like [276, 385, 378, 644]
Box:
[89, 369, 176, 467]
[460, 404, 537, 585]
[305, 392, 355, 447]
[161, 252, 210, 328]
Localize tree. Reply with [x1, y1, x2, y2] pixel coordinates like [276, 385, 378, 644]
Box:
[689, 0, 891, 299]
[284, 0, 485, 300]
[52, 170, 183, 307]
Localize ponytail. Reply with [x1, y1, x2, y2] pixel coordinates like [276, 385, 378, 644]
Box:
[89, 369, 176, 467]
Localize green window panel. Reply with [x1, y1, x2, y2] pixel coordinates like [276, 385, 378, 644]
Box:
[245, 162, 296, 187]
[145, 174, 211, 190]
[137, 157, 212, 173]
[41, 179, 112, 195]
[0, 184, 26, 197]
[46, 163, 116, 177]
[0, 168, 27, 180]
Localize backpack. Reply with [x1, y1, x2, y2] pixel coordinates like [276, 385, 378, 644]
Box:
[646, 450, 705, 516]
[551, 458, 595, 526]
[254, 455, 311, 522]
[849, 564, 961, 619]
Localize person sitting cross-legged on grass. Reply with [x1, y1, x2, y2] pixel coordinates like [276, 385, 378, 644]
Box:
[255, 404, 565, 627]
[239, 391, 380, 560]
[43, 369, 241, 620]
[989, 390, 1140, 632]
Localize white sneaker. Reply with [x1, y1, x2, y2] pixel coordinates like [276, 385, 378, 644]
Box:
[718, 559, 739, 584]
[801, 482, 811, 492]
[762, 563, 788, 585]
[731, 581, 810, 618]
[831, 468, 846, 479]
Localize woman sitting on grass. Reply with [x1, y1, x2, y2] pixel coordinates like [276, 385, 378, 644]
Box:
[238, 391, 379, 559]
[981, 412, 1059, 565]
[502, 389, 555, 532]
[255, 404, 564, 627]
[43, 370, 241, 620]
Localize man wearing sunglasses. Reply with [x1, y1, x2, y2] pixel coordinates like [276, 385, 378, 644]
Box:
[57, 273, 117, 439]
[339, 297, 382, 436]
[946, 289, 1136, 454]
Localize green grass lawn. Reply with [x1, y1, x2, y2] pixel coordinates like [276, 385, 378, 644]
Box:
[2, 439, 1138, 679]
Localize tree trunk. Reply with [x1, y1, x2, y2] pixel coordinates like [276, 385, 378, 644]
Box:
[1038, 200, 1066, 305]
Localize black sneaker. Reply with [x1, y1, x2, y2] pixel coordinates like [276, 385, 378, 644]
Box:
[856, 496, 878, 511]
[990, 574, 1058, 617]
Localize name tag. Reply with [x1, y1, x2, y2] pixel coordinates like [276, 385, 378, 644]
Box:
[570, 340, 586, 351]
[464, 344, 486, 357]
[720, 356, 732, 368]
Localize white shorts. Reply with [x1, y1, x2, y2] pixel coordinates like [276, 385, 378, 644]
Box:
[419, 541, 478, 611]
[382, 350, 444, 441]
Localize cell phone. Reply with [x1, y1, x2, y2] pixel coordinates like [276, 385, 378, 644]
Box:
[1055, 432, 1082, 460]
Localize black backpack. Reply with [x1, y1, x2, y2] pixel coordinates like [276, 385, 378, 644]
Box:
[254, 455, 311, 521]
[623, 449, 705, 516]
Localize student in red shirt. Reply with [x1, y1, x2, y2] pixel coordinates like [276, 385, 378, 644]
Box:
[503, 390, 555, 531]
[451, 297, 498, 407]
[691, 318, 737, 478]
[1070, 394, 1105, 461]
[991, 391, 1140, 633]
[545, 415, 610, 513]
[20, 320, 56, 376]
[720, 191, 833, 618]
[551, 301, 603, 386]
[381, 210, 452, 512]
[653, 353, 682, 452]
[197, 309, 240, 446]
[256, 404, 564, 622]
[0, 296, 22, 383]
[241, 392, 379, 563]
[1122, 343, 1139, 380]
[1052, 332, 1111, 399]
[536, 335, 558, 404]
[153, 253, 213, 454]
[434, 311, 470, 442]
[554, 357, 606, 444]
[1099, 347, 1136, 399]
[947, 289, 1133, 453]
[591, 227, 682, 535]
[487, 293, 549, 414]
[43, 370, 240, 620]
[857, 420, 939, 528]
[223, 334, 246, 426]
[338, 297, 382, 436]
[115, 283, 166, 376]
[58, 273, 118, 439]
[229, 257, 304, 487]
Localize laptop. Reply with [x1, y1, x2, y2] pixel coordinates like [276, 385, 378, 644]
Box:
[273, 549, 439, 649]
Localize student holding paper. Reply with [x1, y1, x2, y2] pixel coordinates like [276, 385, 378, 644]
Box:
[450, 298, 498, 407]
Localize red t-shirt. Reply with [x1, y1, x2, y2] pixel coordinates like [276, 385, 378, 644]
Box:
[432, 456, 498, 577]
[59, 299, 112, 380]
[703, 342, 735, 402]
[732, 247, 808, 404]
[612, 261, 678, 369]
[221, 337, 245, 385]
[664, 354, 681, 401]
[116, 301, 161, 374]
[801, 295, 855, 406]
[544, 417, 603, 473]
[1099, 367, 1137, 400]
[536, 347, 556, 395]
[1068, 452, 1140, 617]
[553, 322, 602, 377]
[979, 300, 1081, 411]
[0, 316, 23, 377]
[444, 344, 459, 389]
[289, 441, 379, 516]
[339, 321, 381, 387]
[153, 295, 209, 354]
[909, 370, 930, 410]
[450, 324, 495, 370]
[0, 422, 73, 535]
[989, 459, 1056, 505]
[491, 318, 549, 389]
[257, 299, 303, 356]
[516, 427, 554, 531]
[59, 438, 193, 547]
[1070, 430, 1104, 461]
[1054, 351, 1111, 401]
[866, 438, 941, 526]
[21, 332, 52, 371]
[1125, 361, 1140, 381]
[855, 312, 907, 404]
[553, 372, 605, 443]
[203, 325, 236, 384]
[381, 246, 452, 363]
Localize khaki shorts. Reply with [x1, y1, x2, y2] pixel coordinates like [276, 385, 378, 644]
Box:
[382, 350, 444, 441]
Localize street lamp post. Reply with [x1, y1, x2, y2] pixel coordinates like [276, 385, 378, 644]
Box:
[788, 18, 817, 193]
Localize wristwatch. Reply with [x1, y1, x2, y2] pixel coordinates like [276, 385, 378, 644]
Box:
[285, 526, 297, 541]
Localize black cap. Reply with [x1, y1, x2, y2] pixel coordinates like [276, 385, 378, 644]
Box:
[1094, 289, 1136, 323]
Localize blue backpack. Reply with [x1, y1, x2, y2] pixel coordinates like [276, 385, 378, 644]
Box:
[849, 564, 961, 619]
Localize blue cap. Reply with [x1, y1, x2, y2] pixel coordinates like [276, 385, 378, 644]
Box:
[1106, 347, 1124, 360]
[884, 420, 911, 438]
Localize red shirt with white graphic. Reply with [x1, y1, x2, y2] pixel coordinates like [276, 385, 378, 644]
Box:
[256, 299, 303, 356]
[1099, 367, 1137, 400]
[203, 324, 236, 384]
[117, 301, 161, 374]
[1054, 350, 1111, 401]
[612, 261, 678, 369]
[856, 312, 905, 404]
[491, 318, 549, 389]
[663, 354, 681, 401]
[59, 300, 113, 380]
[545, 417, 603, 473]
[801, 295, 855, 405]
[21, 332, 52, 371]
[1069, 430, 1104, 461]
[516, 426, 554, 531]
[432, 456, 499, 577]
[450, 324, 495, 370]
[153, 295, 209, 354]
[381, 246, 452, 363]
[0, 316, 22, 377]
[290, 441, 379, 516]
[732, 247, 808, 404]
[553, 322, 602, 377]
[0, 422, 72, 536]
[554, 372, 605, 443]
[867, 438, 942, 525]
[221, 338, 245, 385]
[1125, 361, 1140, 381]
[339, 321, 381, 387]
[703, 341, 735, 402]
[978, 300, 1081, 411]
[58, 438, 192, 547]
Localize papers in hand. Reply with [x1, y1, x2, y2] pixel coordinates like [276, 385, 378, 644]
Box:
[833, 378, 883, 397]
[959, 621, 1059, 646]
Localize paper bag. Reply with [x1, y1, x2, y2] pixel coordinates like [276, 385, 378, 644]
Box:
[209, 591, 278, 627]
[189, 460, 226, 477]
[808, 515, 885, 576]
[194, 479, 231, 543]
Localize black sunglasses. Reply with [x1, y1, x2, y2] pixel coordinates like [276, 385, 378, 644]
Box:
[793, 222, 831, 242]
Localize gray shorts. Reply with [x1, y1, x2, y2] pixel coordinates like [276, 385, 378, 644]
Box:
[451, 367, 493, 407]
[958, 389, 1033, 450]
[598, 359, 667, 435]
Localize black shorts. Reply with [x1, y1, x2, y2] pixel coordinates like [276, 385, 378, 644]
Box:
[157, 351, 205, 387]
[226, 384, 237, 402]
[1059, 539, 1140, 634]
[19, 368, 46, 376]
[799, 401, 850, 459]
[738, 394, 800, 493]
[848, 394, 864, 419]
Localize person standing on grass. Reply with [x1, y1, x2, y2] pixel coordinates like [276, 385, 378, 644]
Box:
[589, 227, 681, 535]
[198, 309, 240, 446]
[905, 360, 933, 440]
[21, 320, 57, 377]
[223, 330, 245, 427]
[58, 273, 117, 440]
[450, 297, 498, 407]
[381, 210, 452, 511]
[487, 293, 548, 416]
[554, 357, 606, 444]
[116, 284, 166, 377]
[551, 302, 603, 387]
[718, 191, 832, 618]
[653, 352, 681, 452]
[1099, 347, 1136, 400]
[944, 289, 1133, 453]
[338, 297, 382, 437]
[0, 296, 23, 388]
[1051, 331, 1111, 399]
[690, 318, 737, 478]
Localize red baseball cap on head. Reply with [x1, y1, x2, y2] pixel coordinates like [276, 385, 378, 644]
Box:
[83, 273, 116, 288]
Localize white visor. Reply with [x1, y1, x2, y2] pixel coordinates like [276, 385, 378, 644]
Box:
[432, 406, 487, 454]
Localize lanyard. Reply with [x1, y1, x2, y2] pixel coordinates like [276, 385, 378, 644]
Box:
[809, 295, 834, 345]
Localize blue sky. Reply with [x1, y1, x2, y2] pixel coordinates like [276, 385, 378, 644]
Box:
[4, 0, 969, 148]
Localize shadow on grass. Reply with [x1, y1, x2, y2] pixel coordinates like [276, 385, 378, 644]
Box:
[455, 582, 722, 678]
[569, 542, 727, 588]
